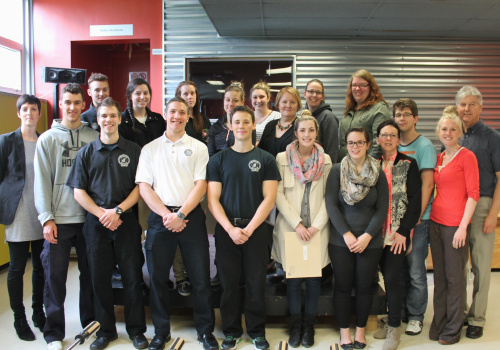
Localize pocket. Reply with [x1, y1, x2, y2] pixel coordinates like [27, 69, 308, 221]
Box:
[283, 167, 295, 188]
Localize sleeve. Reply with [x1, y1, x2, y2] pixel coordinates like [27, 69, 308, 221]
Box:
[0, 135, 7, 183]
[34, 136, 55, 225]
[463, 151, 480, 201]
[325, 164, 351, 236]
[263, 152, 281, 181]
[65, 148, 89, 190]
[364, 169, 390, 237]
[135, 144, 154, 186]
[206, 154, 222, 183]
[369, 103, 392, 159]
[320, 114, 339, 163]
[418, 141, 438, 170]
[310, 157, 333, 231]
[207, 123, 217, 156]
[257, 122, 273, 152]
[193, 144, 209, 181]
[275, 153, 302, 230]
[490, 132, 500, 173]
[397, 159, 422, 237]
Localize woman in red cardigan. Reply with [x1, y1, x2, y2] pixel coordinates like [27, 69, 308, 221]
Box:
[429, 106, 479, 345]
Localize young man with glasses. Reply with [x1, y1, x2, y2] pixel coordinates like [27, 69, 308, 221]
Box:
[390, 98, 436, 337]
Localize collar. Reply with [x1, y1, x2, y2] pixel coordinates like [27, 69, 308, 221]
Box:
[162, 131, 189, 145]
[466, 119, 485, 134]
[95, 135, 126, 151]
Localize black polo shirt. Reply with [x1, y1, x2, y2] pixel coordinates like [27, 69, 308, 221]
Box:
[66, 136, 141, 208]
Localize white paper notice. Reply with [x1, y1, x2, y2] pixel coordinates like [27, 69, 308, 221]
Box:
[90, 25, 133, 37]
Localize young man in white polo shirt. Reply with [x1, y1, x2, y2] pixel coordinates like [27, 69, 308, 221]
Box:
[207, 105, 280, 350]
[136, 97, 217, 350]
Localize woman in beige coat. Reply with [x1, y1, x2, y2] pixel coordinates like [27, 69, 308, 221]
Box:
[273, 110, 333, 348]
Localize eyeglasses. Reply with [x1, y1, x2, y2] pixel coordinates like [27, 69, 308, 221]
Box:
[305, 90, 324, 95]
[379, 133, 399, 139]
[347, 140, 367, 147]
[394, 113, 413, 118]
[352, 84, 369, 89]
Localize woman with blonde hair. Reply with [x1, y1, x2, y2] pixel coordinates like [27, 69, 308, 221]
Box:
[251, 81, 281, 144]
[273, 110, 332, 347]
[338, 70, 391, 161]
[259, 86, 301, 157]
[429, 106, 479, 345]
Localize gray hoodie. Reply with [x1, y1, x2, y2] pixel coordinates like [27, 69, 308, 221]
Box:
[34, 120, 98, 225]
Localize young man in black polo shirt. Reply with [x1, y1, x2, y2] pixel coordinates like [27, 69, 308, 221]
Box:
[66, 97, 147, 350]
[207, 105, 280, 350]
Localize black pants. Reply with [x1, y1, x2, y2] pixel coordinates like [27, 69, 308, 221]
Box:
[329, 244, 382, 328]
[145, 206, 214, 337]
[84, 212, 146, 338]
[41, 223, 94, 343]
[215, 223, 269, 338]
[286, 277, 322, 316]
[7, 239, 45, 319]
[380, 243, 408, 327]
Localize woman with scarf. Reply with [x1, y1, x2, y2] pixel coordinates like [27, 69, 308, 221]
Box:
[119, 78, 165, 147]
[273, 110, 332, 348]
[375, 120, 421, 350]
[326, 127, 389, 350]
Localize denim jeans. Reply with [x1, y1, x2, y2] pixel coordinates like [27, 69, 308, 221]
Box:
[400, 219, 429, 322]
[286, 277, 322, 316]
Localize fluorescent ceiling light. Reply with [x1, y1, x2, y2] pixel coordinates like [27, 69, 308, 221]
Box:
[266, 66, 292, 75]
[268, 82, 291, 86]
[207, 80, 225, 85]
[217, 89, 225, 93]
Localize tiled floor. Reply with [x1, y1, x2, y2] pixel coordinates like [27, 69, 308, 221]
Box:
[0, 260, 499, 350]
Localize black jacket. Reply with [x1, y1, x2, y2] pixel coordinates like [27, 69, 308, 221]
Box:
[119, 107, 166, 148]
[306, 101, 339, 163]
[207, 115, 256, 156]
[0, 128, 36, 224]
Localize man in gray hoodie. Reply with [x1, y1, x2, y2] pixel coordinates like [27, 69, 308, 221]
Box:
[34, 83, 98, 350]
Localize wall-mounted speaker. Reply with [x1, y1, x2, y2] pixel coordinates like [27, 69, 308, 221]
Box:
[42, 66, 87, 84]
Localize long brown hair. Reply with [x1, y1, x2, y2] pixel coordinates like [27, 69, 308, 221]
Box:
[175, 80, 204, 133]
[344, 69, 386, 115]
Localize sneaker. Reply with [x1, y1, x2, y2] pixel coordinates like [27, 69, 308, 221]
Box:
[252, 337, 270, 350]
[221, 336, 242, 350]
[47, 341, 63, 350]
[374, 317, 388, 339]
[176, 279, 192, 296]
[382, 326, 401, 350]
[405, 320, 423, 336]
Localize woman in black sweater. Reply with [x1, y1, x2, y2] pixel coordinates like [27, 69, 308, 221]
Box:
[326, 127, 389, 350]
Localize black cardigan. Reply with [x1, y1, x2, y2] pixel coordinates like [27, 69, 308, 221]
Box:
[0, 128, 34, 224]
[119, 107, 166, 148]
[257, 119, 295, 158]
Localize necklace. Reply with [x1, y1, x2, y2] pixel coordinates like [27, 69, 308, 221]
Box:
[445, 147, 460, 157]
[277, 117, 296, 131]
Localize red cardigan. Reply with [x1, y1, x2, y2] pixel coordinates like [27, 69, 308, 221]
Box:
[430, 147, 480, 227]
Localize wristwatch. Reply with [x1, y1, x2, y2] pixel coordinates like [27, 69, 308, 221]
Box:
[115, 207, 123, 215]
[177, 211, 186, 220]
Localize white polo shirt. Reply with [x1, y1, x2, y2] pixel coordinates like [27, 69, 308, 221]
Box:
[136, 132, 208, 206]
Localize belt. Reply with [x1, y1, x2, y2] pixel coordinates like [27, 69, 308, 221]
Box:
[166, 205, 182, 213]
[228, 217, 251, 228]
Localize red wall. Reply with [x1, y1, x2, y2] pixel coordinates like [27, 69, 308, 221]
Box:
[33, 0, 163, 120]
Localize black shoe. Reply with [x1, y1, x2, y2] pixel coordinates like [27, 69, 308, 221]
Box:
[197, 333, 219, 350]
[131, 334, 149, 349]
[466, 325, 483, 339]
[301, 314, 315, 348]
[339, 342, 354, 350]
[148, 334, 171, 350]
[32, 311, 46, 332]
[14, 318, 35, 341]
[353, 340, 366, 349]
[288, 314, 302, 348]
[176, 279, 192, 296]
[90, 334, 118, 350]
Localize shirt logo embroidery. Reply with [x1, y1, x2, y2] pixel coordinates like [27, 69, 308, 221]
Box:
[118, 154, 131, 167]
[184, 149, 193, 156]
[248, 160, 261, 172]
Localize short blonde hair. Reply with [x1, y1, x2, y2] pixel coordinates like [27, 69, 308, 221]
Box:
[435, 105, 464, 136]
[276, 87, 302, 110]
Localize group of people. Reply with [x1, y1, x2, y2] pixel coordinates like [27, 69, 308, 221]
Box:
[1, 69, 499, 350]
